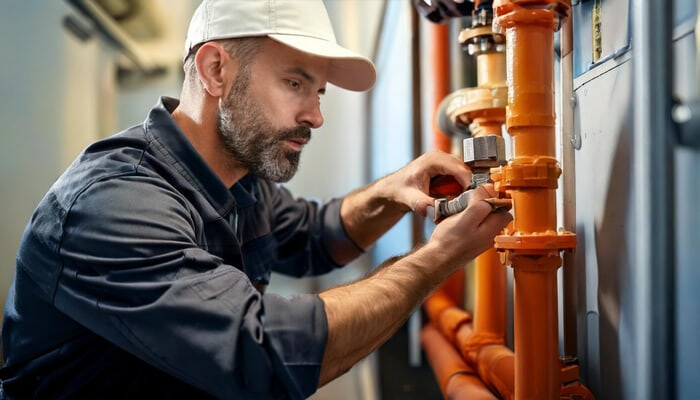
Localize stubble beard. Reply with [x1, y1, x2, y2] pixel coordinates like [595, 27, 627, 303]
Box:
[216, 71, 311, 183]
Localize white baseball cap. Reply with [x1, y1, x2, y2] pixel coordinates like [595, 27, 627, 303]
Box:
[184, 0, 377, 92]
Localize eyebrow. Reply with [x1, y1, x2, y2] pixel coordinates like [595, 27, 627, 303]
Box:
[285, 67, 326, 94]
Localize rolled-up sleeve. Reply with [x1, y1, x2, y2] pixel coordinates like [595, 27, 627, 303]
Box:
[54, 176, 327, 399]
[319, 198, 365, 265]
[263, 182, 363, 276]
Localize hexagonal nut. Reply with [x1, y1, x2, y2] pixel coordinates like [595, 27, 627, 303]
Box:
[463, 135, 507, 167]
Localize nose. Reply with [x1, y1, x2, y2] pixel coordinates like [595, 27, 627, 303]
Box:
[297, 99, 324, 129]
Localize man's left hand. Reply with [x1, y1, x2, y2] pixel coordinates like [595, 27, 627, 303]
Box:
[381, 150, 472, 217]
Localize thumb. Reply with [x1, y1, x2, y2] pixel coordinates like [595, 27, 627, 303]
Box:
[408, 192, 434, 217]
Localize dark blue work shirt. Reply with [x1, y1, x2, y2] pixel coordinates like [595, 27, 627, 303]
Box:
[0, 97, 362, 399]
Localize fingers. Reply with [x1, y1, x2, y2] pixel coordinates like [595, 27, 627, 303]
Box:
[410, 195, 433, 217]
[468, 184, 497, 204]
[420, 151, 472, 189]
[457, 186, 512, 229]
[459, 198, 496, 228]
[477, 210, 513, 236]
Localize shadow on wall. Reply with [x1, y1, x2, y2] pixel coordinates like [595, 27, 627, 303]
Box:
[593, 78, 633, 400]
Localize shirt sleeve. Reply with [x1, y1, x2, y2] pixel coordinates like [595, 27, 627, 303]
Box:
[261, 182, 364, 277]
[54, 175, 327, 399]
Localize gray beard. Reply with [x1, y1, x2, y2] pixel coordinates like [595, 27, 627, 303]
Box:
[216, 83, 310, 183]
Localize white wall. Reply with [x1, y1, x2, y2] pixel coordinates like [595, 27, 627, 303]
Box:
[0, 2, 119, 329]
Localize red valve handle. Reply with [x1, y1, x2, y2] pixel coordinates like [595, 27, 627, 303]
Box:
[429, 175, 464, 197]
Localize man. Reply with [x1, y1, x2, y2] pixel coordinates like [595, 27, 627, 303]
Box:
[0, 0, 511, 398]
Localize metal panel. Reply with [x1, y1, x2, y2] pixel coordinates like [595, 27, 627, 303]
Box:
[572, 1, 700, 398]
[671, 22, 700, 400]
[573, 56, 635, 399]
[631, 0, 676, 398]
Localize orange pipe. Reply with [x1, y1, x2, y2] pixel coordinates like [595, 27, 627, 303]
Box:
[476, 344, 516, 399]
[425, 288, 458, 323]
[424, 288, 472, 343]
[464, 48, 509, 393]
[469, 49, 508, 338]
[425, 281, 515, 399]
[427, 21, 464, 308]
[493, 1, 572, 398]
[456, 322, 516, 399]
[422, 324, 498, 400]
[442, 268, 465, 307]
[431, 23, 453, 153]
[512, 256, 562, 398]
[425, 12, 514, 398]
[423, 1, 593, 397]
[472, 248, 507, 339]
[477, 52, 507, 88]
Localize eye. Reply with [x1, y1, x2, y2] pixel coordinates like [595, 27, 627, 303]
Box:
[288, 80, 301, 89]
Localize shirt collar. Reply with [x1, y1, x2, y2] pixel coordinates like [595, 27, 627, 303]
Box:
[230, 174, 259, 209]
[143, 96, 259, 216]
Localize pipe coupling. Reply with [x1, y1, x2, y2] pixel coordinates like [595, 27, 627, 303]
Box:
[491, 157, 561, 190]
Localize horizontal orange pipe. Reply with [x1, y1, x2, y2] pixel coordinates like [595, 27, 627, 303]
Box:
[455, 324, 516, 399]
[422, 324, 498, 400]
[447, 374, 499, 400]
[425, 288, 458, 323]
[426, 288, 515, 399]
[477, 344, 516, 400]
[424, 288, 472, 343]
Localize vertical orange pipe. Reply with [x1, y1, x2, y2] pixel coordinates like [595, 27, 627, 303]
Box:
[422, 2, 592, 398]
[507, 15, 560, 397]
[429, 21, 465, 307]
[512, 256, 562, 399]
[470, 50, 508, 342]
[492, 1, 572, 399]
[431, 23, 452, 153]
[473, 248, 507, 338]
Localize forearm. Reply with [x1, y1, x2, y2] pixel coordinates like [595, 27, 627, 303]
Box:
[318, 242, 456, 385]
[339, 151, 473, 250]
[339, 175, 408, 249]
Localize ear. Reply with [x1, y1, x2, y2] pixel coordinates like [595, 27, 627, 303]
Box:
[194, 42, 238, 98]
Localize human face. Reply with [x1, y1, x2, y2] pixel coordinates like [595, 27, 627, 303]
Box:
[216, 39, 329, 182]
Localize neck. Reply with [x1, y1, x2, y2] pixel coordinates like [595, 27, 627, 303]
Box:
[172, 95, 248, 187]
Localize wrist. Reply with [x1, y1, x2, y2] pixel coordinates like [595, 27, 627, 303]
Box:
[410, 241, 462, 280]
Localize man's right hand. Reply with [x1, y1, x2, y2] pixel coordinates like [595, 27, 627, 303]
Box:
[428, 183, 512, 269]
[319, 161, 512, 389]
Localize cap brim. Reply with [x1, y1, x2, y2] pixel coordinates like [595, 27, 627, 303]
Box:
[268, 34, 376, 92]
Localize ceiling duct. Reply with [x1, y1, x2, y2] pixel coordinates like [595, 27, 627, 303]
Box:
[67, 0, 173, 74]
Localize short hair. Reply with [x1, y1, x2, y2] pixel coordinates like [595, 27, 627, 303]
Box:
[183, 37, 263, 87]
